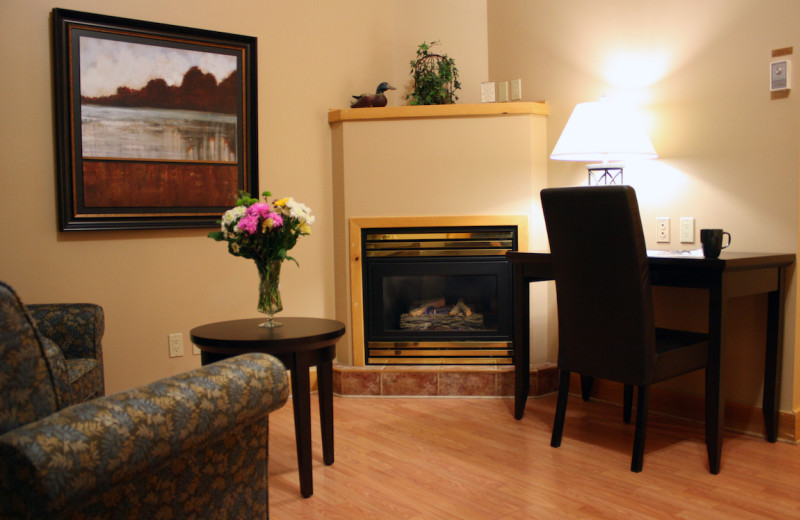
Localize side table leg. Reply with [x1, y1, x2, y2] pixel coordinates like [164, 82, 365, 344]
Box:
[290, 353, 314, 498]
[318, 357, 334, 465]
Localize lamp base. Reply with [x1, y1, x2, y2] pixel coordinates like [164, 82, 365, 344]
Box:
[587, 163, 624, 185]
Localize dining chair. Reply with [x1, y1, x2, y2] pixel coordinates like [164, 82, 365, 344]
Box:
[540, 186, 711, 472]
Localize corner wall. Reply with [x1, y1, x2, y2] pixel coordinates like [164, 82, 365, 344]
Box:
[487, 0, 799, 413]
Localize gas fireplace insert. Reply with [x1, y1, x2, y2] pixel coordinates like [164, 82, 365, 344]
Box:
[362, 225, 517, 365]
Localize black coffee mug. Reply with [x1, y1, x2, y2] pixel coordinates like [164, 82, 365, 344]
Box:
[700, 229, 731, 259]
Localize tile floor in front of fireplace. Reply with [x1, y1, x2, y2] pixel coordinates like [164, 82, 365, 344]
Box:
[332, 363, 558, 398]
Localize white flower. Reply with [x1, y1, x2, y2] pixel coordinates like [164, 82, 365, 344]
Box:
[221, 206, 247, 237]
[287, 199, 314, 225]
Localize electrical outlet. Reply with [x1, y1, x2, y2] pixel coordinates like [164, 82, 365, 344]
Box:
[656, 217, 670, 243]
[168, 333, 184, 358]
[192, 344, 201, 355]
[680, 217, 695, 243]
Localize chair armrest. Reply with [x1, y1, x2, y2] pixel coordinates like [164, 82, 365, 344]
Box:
[0, 352, 289, 517]
[26, 303, 104, 361]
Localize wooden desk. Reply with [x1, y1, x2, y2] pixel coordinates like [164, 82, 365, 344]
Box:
[190, 317, 346, 498]
[508, 251, 794, 473]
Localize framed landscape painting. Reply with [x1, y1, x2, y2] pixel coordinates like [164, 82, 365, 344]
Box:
[52, 9, 258, 231]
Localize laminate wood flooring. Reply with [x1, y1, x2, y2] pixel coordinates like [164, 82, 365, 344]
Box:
[268, 394, 800, 519]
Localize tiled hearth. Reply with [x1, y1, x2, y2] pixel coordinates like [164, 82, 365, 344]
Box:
[333, 362, 558, 397]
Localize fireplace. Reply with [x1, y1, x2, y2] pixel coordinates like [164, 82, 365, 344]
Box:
[361, 225, 517, 365]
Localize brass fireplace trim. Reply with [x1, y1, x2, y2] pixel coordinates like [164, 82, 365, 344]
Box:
[348, 215, 529, 366]
[368, 341, 513, 365]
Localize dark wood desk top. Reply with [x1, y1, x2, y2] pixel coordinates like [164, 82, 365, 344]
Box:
[508, 250, 796, 271]
[190, 317, 346, 355]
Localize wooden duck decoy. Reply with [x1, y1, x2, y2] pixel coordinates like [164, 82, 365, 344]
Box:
[350, 82, 396, 108]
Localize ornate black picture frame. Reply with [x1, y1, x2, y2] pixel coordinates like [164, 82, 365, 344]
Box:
[52, 9, 258, 231]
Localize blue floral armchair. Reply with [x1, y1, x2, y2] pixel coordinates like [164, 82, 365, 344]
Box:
[0, 281, 290, 519]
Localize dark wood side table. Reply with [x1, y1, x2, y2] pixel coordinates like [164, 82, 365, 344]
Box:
[190, 317, 346, 498]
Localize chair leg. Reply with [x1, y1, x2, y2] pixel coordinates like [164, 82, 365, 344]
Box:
[580, 375, 593, 401]
[551, 370, 571, 448]
[623, 384, 634, 424]
[631, 385, 650, 472]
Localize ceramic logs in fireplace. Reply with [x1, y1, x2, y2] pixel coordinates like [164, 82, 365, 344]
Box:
[362, 225, 516, 365]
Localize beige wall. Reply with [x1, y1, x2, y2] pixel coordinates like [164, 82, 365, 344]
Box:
[390, 0, 489, 104]
[0, 0, 489, 394]
[488, 0, 800, 411]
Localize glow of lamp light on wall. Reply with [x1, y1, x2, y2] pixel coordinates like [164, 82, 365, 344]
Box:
[603, 50, 670, 88]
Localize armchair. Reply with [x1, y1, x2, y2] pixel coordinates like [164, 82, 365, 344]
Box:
[0, 281, 290, 519]
[26, 302, 105, 403]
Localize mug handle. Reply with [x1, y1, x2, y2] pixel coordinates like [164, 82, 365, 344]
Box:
[722, 232, 731, 249]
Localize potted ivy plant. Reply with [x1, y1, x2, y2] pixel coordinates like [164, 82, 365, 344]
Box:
[406, 41, 461, 105]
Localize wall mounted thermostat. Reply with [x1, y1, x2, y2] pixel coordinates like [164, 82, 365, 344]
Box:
[770, 59, 791, 91]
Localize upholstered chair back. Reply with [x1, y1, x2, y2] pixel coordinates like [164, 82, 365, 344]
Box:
[541, 186, 658, 386]
[0, 281, 63, 435]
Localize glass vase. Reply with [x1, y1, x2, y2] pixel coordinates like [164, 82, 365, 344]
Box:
[256, 260, 283, 328]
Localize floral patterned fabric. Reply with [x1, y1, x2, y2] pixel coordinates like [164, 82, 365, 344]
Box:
[0, 282, 60, 435]
[1, 281, 290, 518]
[39, 335, 74, 410]
[0, 352, 289, 519]
[27, 302, 105, 401]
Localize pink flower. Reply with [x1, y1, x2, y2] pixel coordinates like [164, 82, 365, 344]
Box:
[236, 215, 259, 234]
[268, 212, 284, 228]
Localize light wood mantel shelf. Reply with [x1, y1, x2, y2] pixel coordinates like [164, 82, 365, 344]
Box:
[328, 101, 549, 124]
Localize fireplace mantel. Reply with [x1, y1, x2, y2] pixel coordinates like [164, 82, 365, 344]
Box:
[328, 101, 549, 124]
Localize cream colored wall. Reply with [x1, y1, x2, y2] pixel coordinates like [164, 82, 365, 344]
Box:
[0, 0, 490, 394]
[0, 0, 394, 393]
[390, 0, 489, 104]
[488, 0, 800, 411]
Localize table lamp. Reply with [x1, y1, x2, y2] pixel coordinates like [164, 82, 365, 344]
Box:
[550, 97, 657, 185]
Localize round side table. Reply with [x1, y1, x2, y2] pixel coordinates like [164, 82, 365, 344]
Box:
[190, 317, 345, 498]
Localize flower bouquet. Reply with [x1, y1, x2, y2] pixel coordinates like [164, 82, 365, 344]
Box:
[209, 190, 314, 327]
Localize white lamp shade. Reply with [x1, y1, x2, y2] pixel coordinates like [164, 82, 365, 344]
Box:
[550, 99, 658, 162]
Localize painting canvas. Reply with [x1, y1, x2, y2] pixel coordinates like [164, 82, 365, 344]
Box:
[52, 9, 258, 231]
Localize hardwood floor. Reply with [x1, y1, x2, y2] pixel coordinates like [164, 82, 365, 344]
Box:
[268, 394, 800, 519]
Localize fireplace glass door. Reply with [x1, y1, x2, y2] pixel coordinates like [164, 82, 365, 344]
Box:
[362, 226, 516, 365]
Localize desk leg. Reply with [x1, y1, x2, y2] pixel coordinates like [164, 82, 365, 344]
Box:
[763, 273, 785, 442]
[318, 356, 334, 465]
[289, 352, 314, 498]
[513, 264, 531, 420]
[705, 282, 726, 475]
